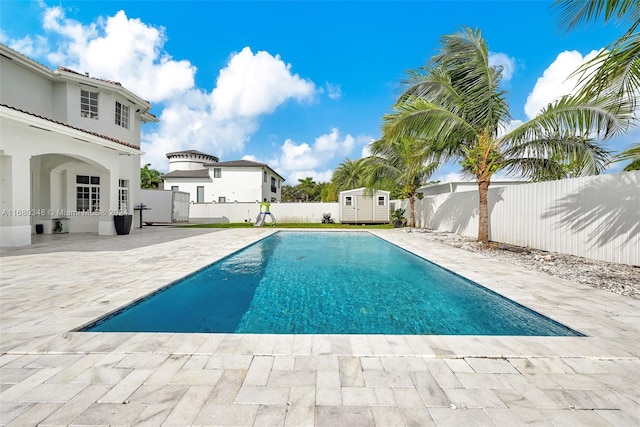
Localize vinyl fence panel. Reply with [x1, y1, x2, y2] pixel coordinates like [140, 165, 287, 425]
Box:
[395, 171, 639, 265]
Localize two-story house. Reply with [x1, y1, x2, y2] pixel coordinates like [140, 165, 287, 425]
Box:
[0, 44, 157, 246]
[162, 150, 285, 203]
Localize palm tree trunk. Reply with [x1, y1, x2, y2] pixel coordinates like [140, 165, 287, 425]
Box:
[409, 195, 416, 228]
[477, 179, 490, 244]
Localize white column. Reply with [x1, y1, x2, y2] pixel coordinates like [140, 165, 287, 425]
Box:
[0, 153, 32, 246]
[97, 169, 116, 236]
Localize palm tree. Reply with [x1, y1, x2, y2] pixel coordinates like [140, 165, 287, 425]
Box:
[617, 145, 640, 170]
[140, 163, 163, 189]
[382, 27, 633, 244]
[318, 182, 338, 202]
[331, 158, 369, 192]
[297, 177, 318, 201]
[366, 137, 437, 228]
[554, 0, 640, 170]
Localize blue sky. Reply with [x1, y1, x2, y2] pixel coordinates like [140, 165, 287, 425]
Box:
[1, 0, 634, 183]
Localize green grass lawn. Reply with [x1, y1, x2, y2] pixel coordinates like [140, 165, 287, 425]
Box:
[181, 222, 394, 229]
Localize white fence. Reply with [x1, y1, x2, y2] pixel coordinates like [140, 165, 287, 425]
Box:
[189, 202, 340, 224]
[395, 171, 639, 266]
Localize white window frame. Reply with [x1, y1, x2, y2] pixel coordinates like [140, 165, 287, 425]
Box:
[171, 186, 179, 191]
[218, 196, 226, 203]
[115, 101, 129, 129]
[213, 168, 222, 178]
[345, 196, 352, 206]
[76, 175, 100, 212]
[80, 90, 99, 119]
[118, 179, 129, 213]
[197, 186, 205, 203]
[263, 171, 267, 183]
[377, 196, 386, 206]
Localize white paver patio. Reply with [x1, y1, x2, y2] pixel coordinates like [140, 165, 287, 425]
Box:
[1, 227, 638, 426]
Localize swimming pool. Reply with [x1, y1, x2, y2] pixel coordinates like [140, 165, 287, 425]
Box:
[80, 231, 582, 336]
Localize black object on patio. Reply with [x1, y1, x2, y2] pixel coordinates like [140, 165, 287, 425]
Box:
[114, 214, 133, 235]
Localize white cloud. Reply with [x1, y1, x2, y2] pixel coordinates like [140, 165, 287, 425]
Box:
[488, 52, 516, 82]
[277, 139, 320, 171]
[141, 90, 258, 170]
[498, 119, 525, 137]
[314, 128, 355, 154]
[288, 169, 334, 184]
[324, 82, 342, 100]
[40, 7, 196, 103]
[361, 139, 374, 158]
[15, 5, 319, 171]
[524, 49, 601, 119]
[142, 46, 316, 169]
[253, 129, 372, 182]
[3, 32, 50, 58]
[211, 47, 315, 119]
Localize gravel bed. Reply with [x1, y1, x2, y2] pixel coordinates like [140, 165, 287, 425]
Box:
[399, 228, 640, 300]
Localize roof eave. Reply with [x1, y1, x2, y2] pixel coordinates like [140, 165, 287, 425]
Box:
[54, 69, 155, 116]
[1, 105, 142, 155]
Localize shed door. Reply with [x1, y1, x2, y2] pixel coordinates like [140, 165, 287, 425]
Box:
[356, 195, 373, 222]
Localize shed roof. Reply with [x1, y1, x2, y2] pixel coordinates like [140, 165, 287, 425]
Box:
[339, 187, 390, 196]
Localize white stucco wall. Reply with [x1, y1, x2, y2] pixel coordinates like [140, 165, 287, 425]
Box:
[1, 110, 142, 245]
[0, 46, 152, 246]
[61, 85, 141, 146]
[1, 58, 141, 147]
[1, 58, 54, 117]
[164, 167, 282, 203]
[189, 202, 339, 224]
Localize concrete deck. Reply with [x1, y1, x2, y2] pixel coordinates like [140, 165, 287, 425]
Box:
[1, 227, 638, 426]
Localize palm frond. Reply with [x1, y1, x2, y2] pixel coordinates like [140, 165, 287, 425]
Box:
[571, 32, 640, 106]
[553, 0, 640, 35]
[501, 93, 635, 149]
[502, 133, 610, 179]
[612, 143, 640, 170]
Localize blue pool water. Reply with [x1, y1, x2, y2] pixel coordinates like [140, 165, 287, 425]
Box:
[81, 232, 582, 336]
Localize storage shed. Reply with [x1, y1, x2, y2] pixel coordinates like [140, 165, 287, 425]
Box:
[339, 188, 390, 224]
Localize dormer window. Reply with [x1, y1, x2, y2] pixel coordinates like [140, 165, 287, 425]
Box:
[115, 101, 129, 129]
[80, 90, 99, 119]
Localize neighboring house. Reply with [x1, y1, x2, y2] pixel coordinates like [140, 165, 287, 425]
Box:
[162, 150, 285, 203]
[0, 44, 157, 247]
[339, 188, 390, 224]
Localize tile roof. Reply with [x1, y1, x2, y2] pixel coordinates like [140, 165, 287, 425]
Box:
[208, 159, 267, 168]
[1, 104, 140, 150]
[166, 150, 219, 161]
[57, 67, 123, 87]
[162, 169, 210, 178]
